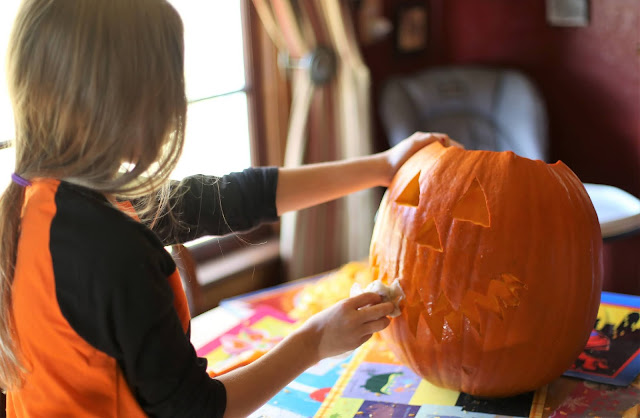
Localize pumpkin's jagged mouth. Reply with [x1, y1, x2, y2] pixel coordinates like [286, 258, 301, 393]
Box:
[401, 273, 527, 343]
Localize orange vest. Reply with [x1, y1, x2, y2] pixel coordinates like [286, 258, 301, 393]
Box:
[7, 179, 191, 417]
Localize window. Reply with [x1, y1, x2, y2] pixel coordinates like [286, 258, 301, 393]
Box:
[0, 1, 253, 192]
[168, 0, 252, 179]
[0, 1, 284, 310]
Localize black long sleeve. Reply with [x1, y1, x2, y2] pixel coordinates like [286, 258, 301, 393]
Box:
[151, 167, 279, 245]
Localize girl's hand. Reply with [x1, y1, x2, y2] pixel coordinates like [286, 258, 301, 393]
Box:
[218, 292, 393, 417]
[380, 132, 462, 186]
[275, 131, 462, 214]
[298, 292, 395, 361]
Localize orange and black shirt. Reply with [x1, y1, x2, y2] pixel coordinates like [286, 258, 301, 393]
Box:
[7, 168, 278, 417]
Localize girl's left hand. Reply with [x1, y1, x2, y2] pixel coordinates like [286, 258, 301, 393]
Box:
[380, 132, 462, 186]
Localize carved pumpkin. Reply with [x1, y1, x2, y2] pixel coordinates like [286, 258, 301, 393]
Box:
[369, 142, 602, 397]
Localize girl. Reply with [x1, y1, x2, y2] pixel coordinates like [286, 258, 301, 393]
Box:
[0, 0, 452, 416]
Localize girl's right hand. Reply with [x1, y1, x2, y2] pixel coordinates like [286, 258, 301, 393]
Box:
[298, 292, 395, 361]
[218, 292, 394, 417]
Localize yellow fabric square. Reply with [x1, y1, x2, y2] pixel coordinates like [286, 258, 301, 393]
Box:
[409, 380, 459, 405]
[204, 347, 227, 365]
[253, 317, 295, 335]
[318, 398, 363, 418]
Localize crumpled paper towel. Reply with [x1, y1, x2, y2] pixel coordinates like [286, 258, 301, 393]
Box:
[350, 279, 405, 317]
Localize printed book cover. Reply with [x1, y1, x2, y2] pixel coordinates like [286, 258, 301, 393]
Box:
[219, 275, 323, 318]
[197, 304, 355, 418]
[203, 290, 640, 417]
[195, 305, 296, 376]
[564, 291, 640, 386]
[316, 337, 547, 418]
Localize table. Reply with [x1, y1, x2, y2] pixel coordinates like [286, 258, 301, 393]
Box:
[191, 277, 640, 418]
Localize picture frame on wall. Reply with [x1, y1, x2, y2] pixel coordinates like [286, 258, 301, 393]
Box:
[546, 0, 590, 27]
[395, 1, 428, 55]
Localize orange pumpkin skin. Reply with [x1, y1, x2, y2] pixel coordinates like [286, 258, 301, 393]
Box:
[370, 143, 602, 397]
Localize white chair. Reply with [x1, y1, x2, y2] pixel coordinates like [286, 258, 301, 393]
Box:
[380, 65, 548, 161]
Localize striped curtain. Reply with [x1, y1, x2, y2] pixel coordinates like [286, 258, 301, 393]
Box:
[252, 0, 377, 280]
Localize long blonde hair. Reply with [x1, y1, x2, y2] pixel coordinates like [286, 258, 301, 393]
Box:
[0, 0, 187, 389]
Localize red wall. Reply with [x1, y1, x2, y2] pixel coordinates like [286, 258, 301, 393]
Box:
[359, 0, 640, 294]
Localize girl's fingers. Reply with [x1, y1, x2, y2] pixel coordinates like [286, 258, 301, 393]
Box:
[362, 316, 391, 335]
[359, 334, 373, 346]
[449, 139, 465, 149]
[345, 292, 382, 309]
[359, 301, 395, 322]
[414, 132, 451, 147]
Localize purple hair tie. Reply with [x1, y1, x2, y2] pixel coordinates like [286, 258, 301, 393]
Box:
[11, 173, 31, 187]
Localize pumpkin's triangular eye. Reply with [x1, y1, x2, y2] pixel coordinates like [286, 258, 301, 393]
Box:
[416, 217, 442, 252]
[395, 172, 421, 207]
[452, 178, 490, 227]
